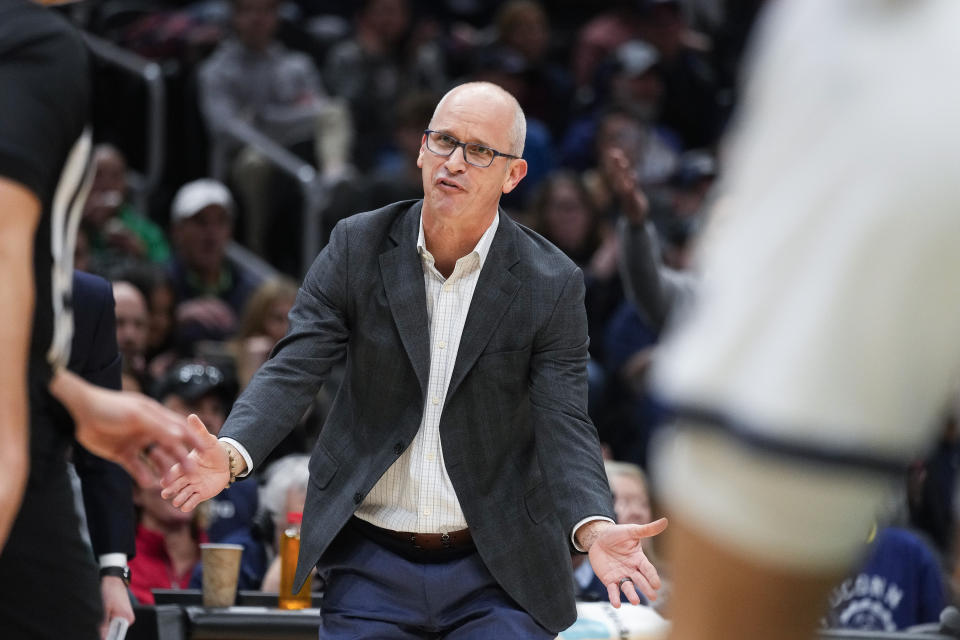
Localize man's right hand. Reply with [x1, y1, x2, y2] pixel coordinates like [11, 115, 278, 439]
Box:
[160, 414, 231, 512]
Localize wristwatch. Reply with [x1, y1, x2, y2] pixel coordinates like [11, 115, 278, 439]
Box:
[99, 565, 131, 586]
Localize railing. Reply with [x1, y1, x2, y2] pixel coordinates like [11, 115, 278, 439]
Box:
[209, 120, 329, 277]
[81, 31, 165, 214]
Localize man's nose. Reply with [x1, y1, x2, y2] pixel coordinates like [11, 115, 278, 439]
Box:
[444, 145, 468, 172]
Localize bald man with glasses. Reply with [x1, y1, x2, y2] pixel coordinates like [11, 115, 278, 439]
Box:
[162, 81, 667, 639]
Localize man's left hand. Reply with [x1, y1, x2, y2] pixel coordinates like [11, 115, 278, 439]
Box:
[98, 575, 134, 640]
[586, 518, 668, 608]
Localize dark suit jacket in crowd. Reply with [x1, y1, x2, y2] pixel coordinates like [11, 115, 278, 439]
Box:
[66, 270, 136, 559]
[221, 200, 615, 633]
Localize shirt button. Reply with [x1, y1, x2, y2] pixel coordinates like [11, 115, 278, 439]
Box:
[393, 442, 404, 455]
[353, 492, 364, 504]
[431, 396, 440, 405]
[443, 283, 452, 292]
[426, 453, 436, 462]
[423, 508, 432, 517]
[438, 341, 446, 349]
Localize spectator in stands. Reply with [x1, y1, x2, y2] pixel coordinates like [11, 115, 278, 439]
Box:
[644, 150, 714, 273]
[167, 178, 262, 347]
[154, 361, 237, 438]
[601, 298, 660, 468]
[105, 262, 183, 390]
[112, 280, 151, 392]
[257, 453, 313, 593]
[143, 266, 180, 381]
[322, 0, 445, 172]
[467, 47, 556, 213]
[152, 360, 267, 591]
[81, 144, 170, 275]
[231, 276, 297, 389]
[635, 0, 724, 150]
[198, 0, 353, 258]
[316, 87, 439, 233]
[490, 1, 574, 141]
[612, 145, 698, 334]
[598, 144, 703, 466]
[823, 524, 946, 631]
[562, 45, 680, 181]
[570, 2, 645, 110]
[360, 89, 435, 211]
[667, 148, 716, 221]
[586, 145, 711, 468]
[129, 451, 206, 605]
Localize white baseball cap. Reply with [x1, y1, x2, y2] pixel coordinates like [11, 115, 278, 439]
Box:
[170, 178, 234, 223]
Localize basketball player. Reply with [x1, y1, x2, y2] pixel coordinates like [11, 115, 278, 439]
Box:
[648, 1, 960, 638]
[0, 1, 200, 636]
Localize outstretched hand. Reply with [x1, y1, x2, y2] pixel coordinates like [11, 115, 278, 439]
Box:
[160, 414, 230, 512]
[588, 518, 669, 608]
[54, 370, 204, 488]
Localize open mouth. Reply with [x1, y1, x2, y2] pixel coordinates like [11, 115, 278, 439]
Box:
[437, 177, 463, 191]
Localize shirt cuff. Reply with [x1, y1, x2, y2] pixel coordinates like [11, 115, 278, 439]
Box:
[571, 516, 616, 553]
[98, 553, 128, 569]
[218, 437, 253, 477]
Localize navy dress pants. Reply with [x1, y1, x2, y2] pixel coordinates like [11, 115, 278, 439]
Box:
[316, 524, 556, 639]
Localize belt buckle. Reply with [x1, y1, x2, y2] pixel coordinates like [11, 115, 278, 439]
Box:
[409, 533, 422, 550]
[441, 532, 451, 549]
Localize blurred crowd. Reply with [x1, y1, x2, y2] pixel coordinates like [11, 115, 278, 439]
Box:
[53, 0, 960, 632]
[71, 0, 740, 476]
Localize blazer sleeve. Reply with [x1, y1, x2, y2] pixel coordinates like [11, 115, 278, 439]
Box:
[528, 265, 616, 536]
[220, 218, 352, 470]
[70, 271, 136, 559]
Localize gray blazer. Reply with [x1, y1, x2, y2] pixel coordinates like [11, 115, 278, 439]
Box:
[221, 200, 614, 632]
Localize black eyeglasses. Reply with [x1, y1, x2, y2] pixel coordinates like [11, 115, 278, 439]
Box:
[423, 130, 520, 168]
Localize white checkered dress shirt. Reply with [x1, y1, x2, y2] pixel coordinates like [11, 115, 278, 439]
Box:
[353, 213, 500, 533]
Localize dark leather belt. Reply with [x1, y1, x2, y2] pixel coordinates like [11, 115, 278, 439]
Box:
[349, 517, 475, 563]
[379, 525, 473, 551]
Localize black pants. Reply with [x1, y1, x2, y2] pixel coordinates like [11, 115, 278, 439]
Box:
[0, 452, 101, 639]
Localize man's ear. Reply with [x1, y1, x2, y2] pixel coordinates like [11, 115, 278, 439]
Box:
[501, 159, 528, 195]
[416, 133, 426, 168]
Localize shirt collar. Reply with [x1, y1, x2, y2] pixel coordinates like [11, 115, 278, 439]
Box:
[417, 211, 500, 270]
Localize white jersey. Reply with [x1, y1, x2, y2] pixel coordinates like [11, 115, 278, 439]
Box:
[650, 0, 960, 569]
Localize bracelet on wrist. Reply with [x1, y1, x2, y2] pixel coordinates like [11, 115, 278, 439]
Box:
[224, 444, 238, 485]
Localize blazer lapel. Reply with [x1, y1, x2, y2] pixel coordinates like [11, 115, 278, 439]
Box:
[380, 202, 430, 396]
[447, 213, 521, 399]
